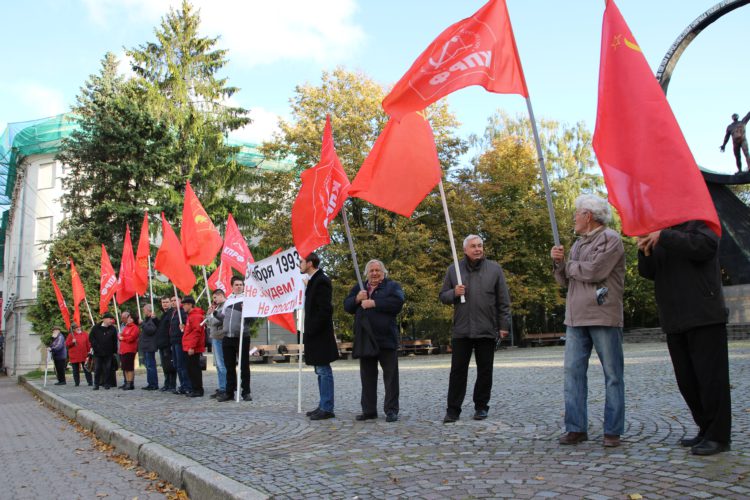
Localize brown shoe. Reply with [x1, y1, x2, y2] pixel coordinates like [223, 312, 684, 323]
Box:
[603, 434, 621, 447]
[559, 432, 588, 445]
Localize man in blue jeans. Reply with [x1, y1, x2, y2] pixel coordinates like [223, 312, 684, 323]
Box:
[168, 295, 190, 395]
[551, 194, 626, 448]
[139, 304, 159, 390]
[206, 289, 227, 399]
[300, 252, 339, 420]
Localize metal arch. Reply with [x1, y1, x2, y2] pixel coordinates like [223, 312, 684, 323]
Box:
[657, 0, 750, 92]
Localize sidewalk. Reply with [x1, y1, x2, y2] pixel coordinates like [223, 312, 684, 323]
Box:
[17, 342, 750, 499]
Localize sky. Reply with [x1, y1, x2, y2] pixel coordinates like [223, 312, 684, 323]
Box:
[1, 0, 748, 175]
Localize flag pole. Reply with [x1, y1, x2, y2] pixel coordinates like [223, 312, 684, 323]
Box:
[201, 266, 212, 309]
[236, 317, 245, 403]
[172, 284, 183, 326]
[147, 254, 154, 311]
[525, 97, 561, 246]
[135, 294, 142, 322]
[83, 297, 96, 328]
[112, 298, 121, 332]
[44, 350, 50, 387]
[297, 308, 304, 413]
[438, 180, 466, 304]
[340, 206, 364, 290]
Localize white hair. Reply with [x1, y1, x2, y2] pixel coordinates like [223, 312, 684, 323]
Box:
[463, 234, 483, 249]
[575, 194, 612, 225]
[364, 259, 388, 277]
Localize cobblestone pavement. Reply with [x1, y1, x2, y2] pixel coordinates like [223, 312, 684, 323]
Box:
[38, 341, 750, 499]
[0, 375, 166, 500]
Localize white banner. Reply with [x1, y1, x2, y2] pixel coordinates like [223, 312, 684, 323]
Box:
[236, 247, 305, 318]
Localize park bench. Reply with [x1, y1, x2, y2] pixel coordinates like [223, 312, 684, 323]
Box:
[249, 345, 277, 364]
[523, 332, 565, 347]
[400, 339, 437, 355]
[338, 342, 354, 360]
[271, 343, 302, 363]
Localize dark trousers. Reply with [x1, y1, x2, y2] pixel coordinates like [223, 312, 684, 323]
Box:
[94, 355, 112, 387]
[446, 337, 496, 416]
[185, 352, 203, 395]
[71, 362, 92, 386]
[171, 343, 192, 392]
[159, 347, 176, 389]
[53, 358, 67, 383]
[666, 324, 731, 444]
[223, 337, 250, 397]
[359, 348, 399, 415]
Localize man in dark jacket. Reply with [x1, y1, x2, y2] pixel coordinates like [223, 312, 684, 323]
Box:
[139, 304, 159, 390]
[89, 313, 118, 390]
[214, 276, 255, 402]
[439, 235, 511, 423]
[301, 253, 339, 420]
[168, 295, 190, 395]
[344, 259, 405, 422]
[638, 220, 731, 456]
[156, 296, 176, 392]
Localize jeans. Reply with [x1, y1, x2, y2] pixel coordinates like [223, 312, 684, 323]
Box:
[446, 337, 495, 416]
[314, 364, 334, 412]
[143, 351, 158, 388]
[564, 326, 625, 436]
[171, 343, 192, 392]
[211, 338, 227, 392]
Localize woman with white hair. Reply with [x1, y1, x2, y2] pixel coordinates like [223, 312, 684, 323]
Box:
[550, 194, 626, 448]
[344, 259, 405, 423]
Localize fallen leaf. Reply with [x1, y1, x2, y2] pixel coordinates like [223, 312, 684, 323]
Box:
[534, 476, 545, 481]
[628, 494, 643, 500]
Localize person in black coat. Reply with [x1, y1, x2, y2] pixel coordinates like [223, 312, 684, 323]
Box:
[168, 295, 189, 394]
[89, 313, 118, 390]
[344, 259, 405, 423]
[300, 253, 339, 420]
[155, 296, 176, 391]
[638, 220, 731, 456]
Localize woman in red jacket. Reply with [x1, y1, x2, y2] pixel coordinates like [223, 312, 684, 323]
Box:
[118, 315, 140, 390]
[66, 323, 92, 386]
[181, 296, 206, 397]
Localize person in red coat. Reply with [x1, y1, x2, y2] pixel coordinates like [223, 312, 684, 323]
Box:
[181, 296, 205, 397]
[118, 315, 140, 390]
[66, 323, 92, 386]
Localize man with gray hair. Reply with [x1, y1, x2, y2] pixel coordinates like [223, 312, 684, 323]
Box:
[440, 235, 511, 423]
[551, 194, 626, 448]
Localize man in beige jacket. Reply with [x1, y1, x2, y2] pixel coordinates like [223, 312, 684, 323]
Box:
[551, 194, 626, 448]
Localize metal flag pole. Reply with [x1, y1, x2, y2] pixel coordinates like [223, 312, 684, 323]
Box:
[201, 266, 212, 309]
[44, 350, 50, 387]
[147, 254, 155, 311]
[438, 180, 465, 304]
[340, 205, 364, 290]
[112, 298, 121, 332]
[297, 308, 304, 413]
[172, 284, 183, 326]
[236, 316, 245, 403]
[83, 297, 96, 329]
[525, 97, 561, 246]
[135, 294, 142, 322]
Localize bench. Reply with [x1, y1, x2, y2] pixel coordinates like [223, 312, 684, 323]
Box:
[249, 345, 277, 364]
[400, 339, 437, 355]
[271, 343, 302, 363]
[523, 332, 565, 347]
[338, 342, 353, 360]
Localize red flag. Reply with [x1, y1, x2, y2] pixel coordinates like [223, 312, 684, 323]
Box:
[208, 263, 233, 294]
[155, 213, 196, 295]
[181, 181, 223, 265]
[349, 112, 441, 217]
[382, 0, 528, 121]
[267, 247, 296, 333]
[221, 213, 253, 274]
[49, 269, 71, 331]
[70, 258, 86, 327]
[592, 0, 720, 236]
[291, 115, 351, 258]
[116, 225, 137, 304]
[100, 245, 119, 314]
[134, 213, 150, 296]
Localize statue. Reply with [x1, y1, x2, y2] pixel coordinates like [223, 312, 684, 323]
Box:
[720, 111, 750, 173]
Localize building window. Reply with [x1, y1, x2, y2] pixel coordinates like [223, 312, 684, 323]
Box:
[38, 162, 55, 190]
[35, 216, 53, 244]
[32, 269, 48, 295]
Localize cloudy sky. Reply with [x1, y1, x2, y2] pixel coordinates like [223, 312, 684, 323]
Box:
[2, 0, 748, 174]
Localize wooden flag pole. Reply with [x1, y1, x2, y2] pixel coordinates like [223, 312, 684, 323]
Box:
[147, 254, 154, 311]
[172, 284, 183, 326]
[135, 294, 142, 322]
[201, 266, 212, 309]
[340, 205, 364, 290]
[438, 180, 465, 304]
[83, 297, 96, 329]
[112, 298, 121, 332]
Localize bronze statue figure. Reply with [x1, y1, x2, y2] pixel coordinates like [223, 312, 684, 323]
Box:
[720, 111, 750, 173]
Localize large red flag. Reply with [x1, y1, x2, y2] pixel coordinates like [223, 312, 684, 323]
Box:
[181, 181, 223, 265]
[70, 258, 86, 327]
[100, 245, 119, 314]
[222, 213, 253, 274]
[134, 213, 150, 296]
[49, 269, 71, 331]
[291, 115, 351, 258]
[155, 213, 196, 295]
[268, 247, 296, 334]
[349, 112, 441, 217]
[592, 0, 720, 236]
[382, 0, 528, 121]
[116, 225, 137, 304]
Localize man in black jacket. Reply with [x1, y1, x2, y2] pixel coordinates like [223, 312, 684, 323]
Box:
[638, 220, 731, 456]
[139, 304, 159, 390]
[439, 235, 511, 423]
[300, 253, 339, 420]
[155, 296, 176, 392]
[89, 313, 118, 390]
[168, 295, 189, 394]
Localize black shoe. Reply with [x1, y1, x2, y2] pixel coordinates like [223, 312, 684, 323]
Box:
[355, 413, 377, 421]
[159, 386, 171, 392]
[385, 412, 399, 423]
[443, 413, 459, 423]
[141, 386, 157, 391]
[310, 410, 335, 420]
[188, 391, 204, 398]
[679, 434, 704, 447]
[54, 381, 66, 386]
[306, 407, 321, 417]
[118, 383, 128, 390]
[92, 386, 100, 391]
[104, 385, 111, 390]
[241, 392, 252, 401]
[210, 391, 225, 399]
[126, 382, 135, 390]
[216, 393, 233, 402]
[473, 409, 488, 420]
[74, 383, 80, 387]
[691, 439, 730, 456]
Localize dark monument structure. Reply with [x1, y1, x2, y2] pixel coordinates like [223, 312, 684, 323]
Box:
[656, 0, 750, 294]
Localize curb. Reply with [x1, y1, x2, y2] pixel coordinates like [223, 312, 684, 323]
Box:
[19, 377, 269, 500]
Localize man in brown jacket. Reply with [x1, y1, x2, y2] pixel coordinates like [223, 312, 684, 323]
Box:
[551, 194, 626, 448]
